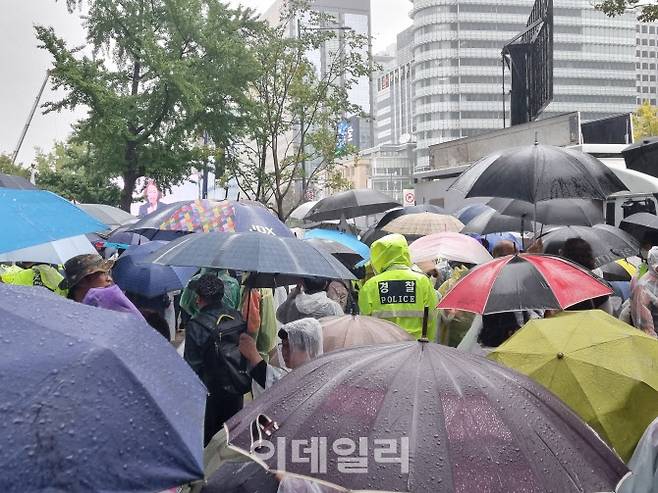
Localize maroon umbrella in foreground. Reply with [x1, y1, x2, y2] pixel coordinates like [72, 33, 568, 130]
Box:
[225, 342, 627, 492]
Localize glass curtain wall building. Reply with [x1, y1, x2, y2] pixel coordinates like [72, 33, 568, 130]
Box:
[410, 0, 636, 170]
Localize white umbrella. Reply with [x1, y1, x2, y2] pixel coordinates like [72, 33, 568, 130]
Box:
[0, 235, 97, 265]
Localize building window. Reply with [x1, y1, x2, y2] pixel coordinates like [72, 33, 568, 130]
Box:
[642, 25, 648, 33]
[643, 75, 649, 81]
[651, 26, 656, 34]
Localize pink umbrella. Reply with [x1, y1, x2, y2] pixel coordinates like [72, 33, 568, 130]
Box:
[410, 232, 492, 266]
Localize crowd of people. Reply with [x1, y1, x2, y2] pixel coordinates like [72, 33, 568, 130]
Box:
[2, 221, 658, 491]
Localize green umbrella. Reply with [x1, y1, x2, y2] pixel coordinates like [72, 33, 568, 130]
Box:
[489, 310, 658, 461]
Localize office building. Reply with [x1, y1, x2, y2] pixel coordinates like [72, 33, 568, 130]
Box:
[410, 0, 637, 170]
[636, 22, 658, 105]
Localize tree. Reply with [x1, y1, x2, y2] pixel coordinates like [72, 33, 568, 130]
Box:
[225, 0, 373, 220]
[0, 154, 31, 179]
[34, 141, 122, 206]
[595, 0, 658, 22]
[633, 100, 658, 141]
[36, 0, 260, 210]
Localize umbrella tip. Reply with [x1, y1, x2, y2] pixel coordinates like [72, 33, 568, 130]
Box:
[534, 131, 539, 146]
[557, 352, 564, 359]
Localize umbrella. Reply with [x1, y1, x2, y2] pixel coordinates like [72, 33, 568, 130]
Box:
[319, 315, 413, 353]
[453, 202, 493, 224]
[381, 212, 464, 236]
[0, 189, 108, 254]
[112, 241, 198, 298]
[78, 203, 138, 230]
[409, 232, 493, 265]
[129, 200, 293, 240]
[359, 226, 390, 246]
[619, 212, 658, 242]
[304, 189, 400, 222]
[376, 204, 445, 228]
[148, 232, 356, 287]
[0, 234, 97, 265]
[288, 201, 318, 222]
[225, 342, 627, 492]
[541, 224, 639, 268]
[0, 283, 206, 491]
[0, 173, 37, 190]
[489, 310, 658, 462]
[600, 258, 637, 282]
[449, 144, 628, 203]
[486, 197, 604, 227]
[305, 239, 363, 269]
[303, 229, 370, 261]
[201, 461, 279, 493]
[461, 208, 540, 235]
[437, 254, 613, 315]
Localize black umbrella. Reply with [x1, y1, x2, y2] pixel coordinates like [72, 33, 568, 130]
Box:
[0, 173, 37, 190]
[461, 208, 540, 235]
[359, 226, 390, 246]
[376, 204, 445, 228]
[450, 144, 628, 203]
[304, 189, 400, 222]
[621, 137, 658, 177]
[487, 198, 604, 227]
[304, 238, 363, 269]
[147, 232, 356, 287]
[201, 461, 278, 493]
[541, 224, 639, 268]
[619, 212, 658, 242]
[225, 342, 626, 492]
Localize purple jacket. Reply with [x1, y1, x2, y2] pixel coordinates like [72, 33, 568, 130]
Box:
[83, 284, 146, 322]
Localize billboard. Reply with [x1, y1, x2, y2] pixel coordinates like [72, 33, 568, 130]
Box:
[504, 0, 554, 125]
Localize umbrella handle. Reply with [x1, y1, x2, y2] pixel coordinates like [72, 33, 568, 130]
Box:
[419, 306, 430, 342]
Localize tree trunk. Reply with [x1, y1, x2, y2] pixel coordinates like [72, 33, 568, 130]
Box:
[120, 171, 137, 212]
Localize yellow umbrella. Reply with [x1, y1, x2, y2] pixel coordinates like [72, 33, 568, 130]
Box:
[488, 310, 658, 461]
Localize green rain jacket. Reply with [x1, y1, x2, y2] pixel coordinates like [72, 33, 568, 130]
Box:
[358, 234, 438, 340]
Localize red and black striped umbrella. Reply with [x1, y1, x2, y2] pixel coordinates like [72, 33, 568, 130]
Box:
[438, 254, 613, 315]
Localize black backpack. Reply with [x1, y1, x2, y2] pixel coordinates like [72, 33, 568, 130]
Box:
[196, 308, 252, 396]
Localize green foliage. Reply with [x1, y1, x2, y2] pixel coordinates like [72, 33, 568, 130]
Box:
[37, 0, 260, 210]
[0, 155, 31, 179]
[34, 141, 122, 206]
[633, 101, 658, 141]
[226, 0, 374, 220]
[595, 0, 658, 22]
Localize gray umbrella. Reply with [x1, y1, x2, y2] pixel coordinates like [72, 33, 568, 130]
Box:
[78, 203, 138, 230]
[450, 144, 628, 203]
[487, 198, 604, 227]
[147, 232, 356, 287]
[304, 189, 400, 222]
[462, 208, 541, 235]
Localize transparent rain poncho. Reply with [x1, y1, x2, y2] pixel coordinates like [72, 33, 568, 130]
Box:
[253, 318, 325, 397]
[283, 317, 324, 362]
[631, 246, 658, 338]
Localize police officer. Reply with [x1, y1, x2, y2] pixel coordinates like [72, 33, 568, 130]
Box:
[358, 234, 438, 340]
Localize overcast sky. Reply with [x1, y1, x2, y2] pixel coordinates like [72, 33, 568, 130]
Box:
[0, 0, 411, 164]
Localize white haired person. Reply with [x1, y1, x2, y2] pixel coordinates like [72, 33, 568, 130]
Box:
[239, 318, 323, 392]
[631, 246, 658, 338]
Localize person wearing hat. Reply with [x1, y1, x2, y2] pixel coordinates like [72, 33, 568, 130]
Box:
[184, 273, 246, 445]
[60, 254, 144, 320]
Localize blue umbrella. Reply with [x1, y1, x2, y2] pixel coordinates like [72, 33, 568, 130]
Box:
[0, 283, 205, 491]
[113, 241, 198, 298]
[0, 189, 107, 253]
[304, 229, 370, 261]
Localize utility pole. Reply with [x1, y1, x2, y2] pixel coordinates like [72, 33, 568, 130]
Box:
[201, 131, 209, 199]
[12, 71, 49, 164]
